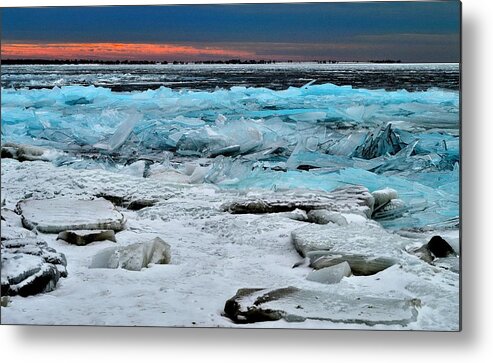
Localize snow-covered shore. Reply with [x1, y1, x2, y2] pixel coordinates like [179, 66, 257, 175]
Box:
[1, 158, 459, 330]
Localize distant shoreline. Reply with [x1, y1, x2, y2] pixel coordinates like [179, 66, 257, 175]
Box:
[1, 59, 407, 65]
[0, 59, 460, 66]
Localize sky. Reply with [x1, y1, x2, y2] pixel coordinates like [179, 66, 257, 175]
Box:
[1, 2, 461, 62]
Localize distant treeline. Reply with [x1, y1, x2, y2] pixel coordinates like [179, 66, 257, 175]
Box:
[2, 58, 402, 65]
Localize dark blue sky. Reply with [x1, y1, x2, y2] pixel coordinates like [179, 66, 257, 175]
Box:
[1, 2, 461, 62]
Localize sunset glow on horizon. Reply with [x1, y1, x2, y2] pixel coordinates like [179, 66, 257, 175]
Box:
[1, 42, 257, 61]
[2, 3, 460, 63]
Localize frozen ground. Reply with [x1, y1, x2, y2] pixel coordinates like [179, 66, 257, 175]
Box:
[1, 159, 459, 330]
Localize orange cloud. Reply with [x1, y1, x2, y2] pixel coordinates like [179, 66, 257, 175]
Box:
[1, 42, 256, 60]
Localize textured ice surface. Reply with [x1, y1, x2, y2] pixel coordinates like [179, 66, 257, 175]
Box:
[224, 287, 420, 326]
[0, 159, 459, 329]
[18, 199, 125, 233]
[1, 79, 459, 229]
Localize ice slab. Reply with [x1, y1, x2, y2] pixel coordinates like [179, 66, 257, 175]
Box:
[306, 261, 352, 284]
[1, 235, 67, 297]
[222, 185, 374, 218]
[224, 287, 420, 326]
[90, 237, 171, 271]
[18, 198, 125, 233]
[352, 124, 407, 159]
[308, 252, 397, 276]
[291, 221, 410, 258]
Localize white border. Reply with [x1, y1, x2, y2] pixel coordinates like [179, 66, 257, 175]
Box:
[2, 0, 493, 362]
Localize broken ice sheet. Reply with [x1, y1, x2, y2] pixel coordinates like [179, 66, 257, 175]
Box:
[1, 81, 459, 229]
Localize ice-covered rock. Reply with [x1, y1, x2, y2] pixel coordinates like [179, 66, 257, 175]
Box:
[90, 237, 171, 271]
[1, 237, 67, 297]
[427, 235, 456, 257]
[408, 235, 457, 264]
[224, 287, 420, 326]
[308, 251, 397, 276]
[17, 198, 125, 233]
[0, 295, 10, 307]
[306, 261, 351, 284]
[57, 230, 116, 246]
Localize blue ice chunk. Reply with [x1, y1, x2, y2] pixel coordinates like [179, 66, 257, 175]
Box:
[93, 111, 142, 152]
[1, 81, 459, 229]
[352, 124, 407, 159]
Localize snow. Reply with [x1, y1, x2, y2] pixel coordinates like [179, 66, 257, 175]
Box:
[0, 159, 459, 330]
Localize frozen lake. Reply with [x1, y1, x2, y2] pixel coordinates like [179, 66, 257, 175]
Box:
[1, 62, 460, 92]
[1, 63, 460, 329]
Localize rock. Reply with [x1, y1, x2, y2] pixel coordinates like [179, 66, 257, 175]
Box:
[90, 237, 171, 271]
[224, 287, 420, 326]
[306, 210, 348, 226]
[410, 244, 434, 263]
[1, 295, 10, 307]
[308, 252, 397, 276]
[306, 261, 351, 284]
[127, 199, 157, 211]
[1, 237, 67, 297]
[409, 235, 457, 264]
[17, 198, 125, 233]
[291, 221, 406, 258]
[222, 185, 374, 218]
[428, 235, 456, 257]
[57, 230, 116, 246]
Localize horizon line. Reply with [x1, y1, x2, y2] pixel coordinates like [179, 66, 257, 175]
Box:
[3, 59, 461, 64]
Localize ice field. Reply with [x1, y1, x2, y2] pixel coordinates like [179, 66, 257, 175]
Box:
[1, 63, 460, 329]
